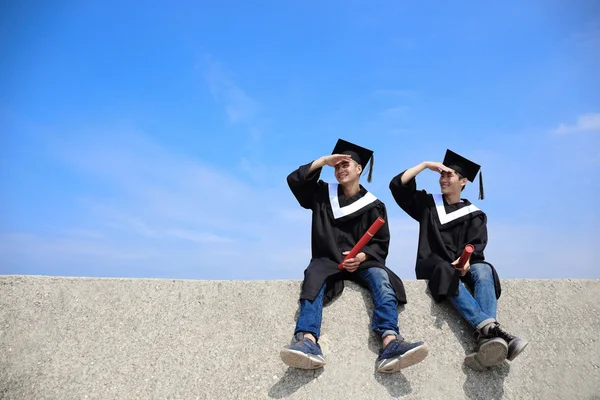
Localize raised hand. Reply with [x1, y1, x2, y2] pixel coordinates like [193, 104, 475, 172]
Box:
[323, 154, 352, 167]
[423, 161, 453, 174]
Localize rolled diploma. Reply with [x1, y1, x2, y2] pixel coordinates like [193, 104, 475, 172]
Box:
[338, 217, 386, 270]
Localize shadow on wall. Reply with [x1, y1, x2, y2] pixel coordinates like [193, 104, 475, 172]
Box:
[269, 282, 414, 398]
[428, 289, 510, 400]
[268, 368, 323, 399]
[357, 283, 413, 398]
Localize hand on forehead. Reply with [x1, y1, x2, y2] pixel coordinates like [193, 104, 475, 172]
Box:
[333, 154, 352, 166]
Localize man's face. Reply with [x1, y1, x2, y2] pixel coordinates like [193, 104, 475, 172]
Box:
[439, 170, 466, 195]
[334, 159, 362, 185]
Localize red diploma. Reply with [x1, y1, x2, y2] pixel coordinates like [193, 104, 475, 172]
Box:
[338, 217, 386, 270]
[456, 244, 475, 268]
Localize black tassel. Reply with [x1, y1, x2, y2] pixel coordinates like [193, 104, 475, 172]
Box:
[478, 170, 484, 200]
[367, 154, 374, 183]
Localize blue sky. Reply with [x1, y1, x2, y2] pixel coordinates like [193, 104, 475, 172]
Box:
[1, 1, 599, 280]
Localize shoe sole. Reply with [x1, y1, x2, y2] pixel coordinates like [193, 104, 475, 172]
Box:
[465, 338, 507, 371]
[280, 348, 326, 370]
[377, 343, 429, 373]
[478, 338, 508, 366]
[507, 339, 529, 361]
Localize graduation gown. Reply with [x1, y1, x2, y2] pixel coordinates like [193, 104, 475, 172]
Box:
[287, 162, 407, 306]
[389, 171, 501, 302]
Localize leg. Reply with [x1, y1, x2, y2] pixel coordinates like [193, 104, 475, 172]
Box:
[470, 263, 529, 362]
[294, 283, 327, 340]
[356, 267, 399, 338]
[357, 267, 429, 373]
[447, 278, 495, 330]
[447, 277, 507, 370]
[469, 263, 497, 319]
[280, 283, 327, 369]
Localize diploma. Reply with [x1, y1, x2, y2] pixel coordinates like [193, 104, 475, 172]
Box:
[338, 217, 385, 270]
[456, 244, 475, 268]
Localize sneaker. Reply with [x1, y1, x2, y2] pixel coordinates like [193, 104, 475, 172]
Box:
[376, 338, 429, 373]
[280, 333, 326, 370]
[464, 336, 508, 371]
[486, 323, 529, 361]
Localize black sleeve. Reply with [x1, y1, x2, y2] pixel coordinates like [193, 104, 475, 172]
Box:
[286, 162, 326, 209]
[361, 203, 390, 264]
[389, 171, 431, 221]
[465, 213, 488, 263]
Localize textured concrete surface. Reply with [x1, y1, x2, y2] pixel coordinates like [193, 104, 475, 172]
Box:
[1, 276, 599, 399]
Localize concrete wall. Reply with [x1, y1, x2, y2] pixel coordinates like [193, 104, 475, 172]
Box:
[1, 276, 599, 399]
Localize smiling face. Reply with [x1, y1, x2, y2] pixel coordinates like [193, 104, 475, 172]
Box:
[334, 159, 362, 185]
[439, 169, 467, 196]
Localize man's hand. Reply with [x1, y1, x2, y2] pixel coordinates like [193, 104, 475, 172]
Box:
[423, 161, 453, 174]
[398, 161, 453, 185]
[452, 257, 471, 276]
[307, 154, 352, 176]
[341, 251, 367, 273]
[323, 154, 352, 167]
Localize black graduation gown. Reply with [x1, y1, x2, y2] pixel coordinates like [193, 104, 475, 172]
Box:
[287, 162, 407, 306]
[389, 171, 501, 302]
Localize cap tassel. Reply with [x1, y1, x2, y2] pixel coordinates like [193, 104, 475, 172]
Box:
[478, 170, 484, 200]
[367, 154, 374, 183]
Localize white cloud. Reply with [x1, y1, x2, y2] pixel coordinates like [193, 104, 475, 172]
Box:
[380, 106, 409, 119]
[202, 56, 260, 124]
[569, 23, 600, 49]
[552, 112, 600, 135]
[165, 229, 235, 244]
[0, 127, 310, 279]
[373, 89, 416, 98]
[1, 126, 597, 280]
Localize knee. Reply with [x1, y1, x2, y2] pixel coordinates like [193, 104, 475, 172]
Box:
[365, 268, 394, 295]
[368, 266, 387, 279]
[471, 263, 493, 282]
[369, 268, 392, 286]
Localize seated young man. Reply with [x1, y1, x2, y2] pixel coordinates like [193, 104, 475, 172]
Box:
[280, 139, 428, 373]
[389, 150, 528, 370]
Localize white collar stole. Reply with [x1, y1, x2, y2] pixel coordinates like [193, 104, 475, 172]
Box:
[433, 193, 480, 225]
[328, 183, 377, 219]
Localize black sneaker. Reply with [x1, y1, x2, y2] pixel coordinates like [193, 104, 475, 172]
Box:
[464, 334, 508, 371]
[376, 338, 429, 373]
[280, 333, 326, 370]
[487, 323, 529, 361]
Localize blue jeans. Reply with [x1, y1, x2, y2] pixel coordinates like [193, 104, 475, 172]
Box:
[446, 263, 497, 330]
[295, 267, 400, 340]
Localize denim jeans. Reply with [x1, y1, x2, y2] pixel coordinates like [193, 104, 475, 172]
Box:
[295, 267, 400, 340]
[446, 263, 497, 330]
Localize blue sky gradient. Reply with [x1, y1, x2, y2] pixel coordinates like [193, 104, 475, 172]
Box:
[1, 1, 599, 280]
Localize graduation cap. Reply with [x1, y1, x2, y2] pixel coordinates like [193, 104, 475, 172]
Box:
[332, 138, 375, 182]
[443, 149, 484, 200]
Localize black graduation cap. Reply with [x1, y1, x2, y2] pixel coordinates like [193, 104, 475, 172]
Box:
[443, 149, 484, 200]
[332, 138, 375, 182]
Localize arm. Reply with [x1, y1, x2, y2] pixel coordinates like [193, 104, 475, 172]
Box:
[398, 161, 453, 185]
[287, 154, 352, 209]
[389, 161, 451, 220]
